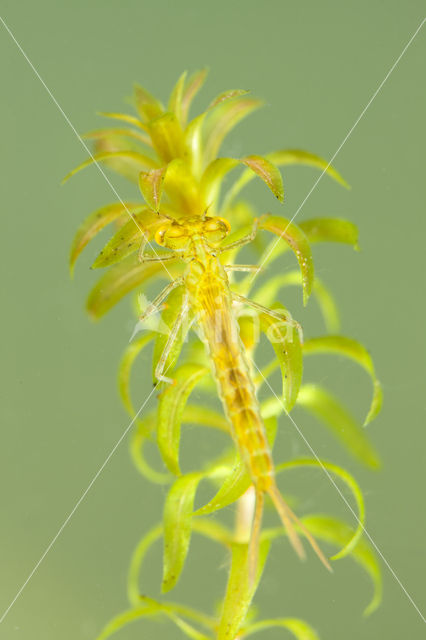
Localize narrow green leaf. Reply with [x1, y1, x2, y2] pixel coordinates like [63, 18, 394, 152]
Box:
[69, 202, 140, 275]
[86, 256, 179, 319]
[83, 127, 152, 146]
[134, 83, 164, 121]
[194, 456, 250, 516]
[127, 524, 163, 605]
[164, 157, 202, 214]
[148, 112, 184, 163]
[299, 217, 359, 249]
[181, 68, 209, 125]
[118, 332, 155, 416]
[259, 215, 314, 305]
[259, 304, 303, 411]
[91, 208, 164, 269]
[168, 71, 188, 126]
[203, 96, 264, 166]
[242, 618, 320, 640]
[276, 458, 365, 560]
[242, 155, 284, 202]
[218, 540, 271, 640]
[97, 111, 147, 130]
[254, 271, 340, 333]
[62, 150, 157, 183]
[303, 335, 382, 425]
[302, 515, 382, 616]
[157, 363, 209, 475]
[182, 404, 229, 432]
[208, 88, 250, 109]
[95, 604, 162, 640]
[296, 384, 380, 468]
[138, 166, 168, 210]
[162, 472, 202, 592]
[200, 157, 239, 206]
[268, 149, 349, 187]
[222, 148, 348, 211]
[130, 414, 172, 485]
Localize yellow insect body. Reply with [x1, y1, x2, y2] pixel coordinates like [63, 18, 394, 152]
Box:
[152, 215, 330, 572]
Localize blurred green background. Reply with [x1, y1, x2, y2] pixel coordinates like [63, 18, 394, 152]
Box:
[1, 1, 425, 639]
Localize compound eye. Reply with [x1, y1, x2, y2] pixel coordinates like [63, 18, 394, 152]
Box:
[203, 216, 231, 244]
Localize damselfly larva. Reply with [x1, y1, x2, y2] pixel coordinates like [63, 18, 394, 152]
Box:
[139, 211, 331, 575]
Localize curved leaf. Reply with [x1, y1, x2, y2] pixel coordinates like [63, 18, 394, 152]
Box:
[162, 472, 202, 592]
[254, 271, 340, 333]
[148, 112, 184, 163]
[203, 96, 264, 166]
[242, 618, 320, 640]
[194, 456, 250, 516]
[168, 71, 188, 126]
[84, 127, 152, 146]
[97, 111, 147, 130]
[242, 155, 284, 202]
[303, 335, 382, 425]
[91, 208, 164, 269]
[118, 332, 155, 416]
[208, 88, 250, 109]
[181, 68, 209, 125]
[62, 150, 157, 183]
[222, 148, 348, 211]
[218, 540, 271, 640]
[276, 458, 365, 560]
[302, 515, 382, 616]
[259, 215, 314, 305]
[138, 166, 168, 211]
[134, 82, 164, 121]
[127, 523, 163, 606]
[86, 256, 179, 319]
[157, 363, 209, 475]
[182, 404, 228, 432]
[130, 414, 172, 485]
[164, 157, 202, 214]
[296, 384, 380, 469]
[259, 304, 303, 411]
[69, 202, 140, 274]
[299, 217, 359, 249]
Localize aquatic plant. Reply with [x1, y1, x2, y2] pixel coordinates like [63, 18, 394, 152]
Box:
[67, 71, 383, 639]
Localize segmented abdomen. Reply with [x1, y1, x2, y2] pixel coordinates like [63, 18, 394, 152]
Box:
[187, 261, 274, 491]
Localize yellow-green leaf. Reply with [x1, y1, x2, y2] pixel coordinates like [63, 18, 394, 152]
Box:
[259, 304, 303, 411]
[242, 155, 284, 202]
[203, 96, 264, 166]
[91, 208, 164, 269]
[134, 83, 164, 121]
[168, 71, 188, 126]
[138, 166, 167, 210]
[69, 202, 139, 275]
[162, 472, 202, 592]
[62, 150, 157, 183]
[157, 363, 209, 475]
[194, 456, 250, 516]
[83, 127, 152, 147]
[164, 157, 201, 214]
[303, 335, 382, 425]
[182, 404, 228, 432]
[254, 271, 340, 333]
[208, 88, 250, 109]
[181, 68, 209, 125]
[95, 603, 162, 640]
[296, 384, 380, 468]
[268, 149, 349, 188]
[118, 332, 155, 416]
[302, 515, 382, 616]
[276, 458, 365, 560]
[86, 256, 177, 319]
[148, 112, 184, 163]
[200, 157, 239, 207]
[299, 217, 359, 249]
[97, 111, 147, 130]
[218, 540, 270, 640]
[242, 618, 320, 640]
[259, 215, 314, 305]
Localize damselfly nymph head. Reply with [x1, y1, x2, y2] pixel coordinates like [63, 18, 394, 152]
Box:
[154, 215, 231, 251]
